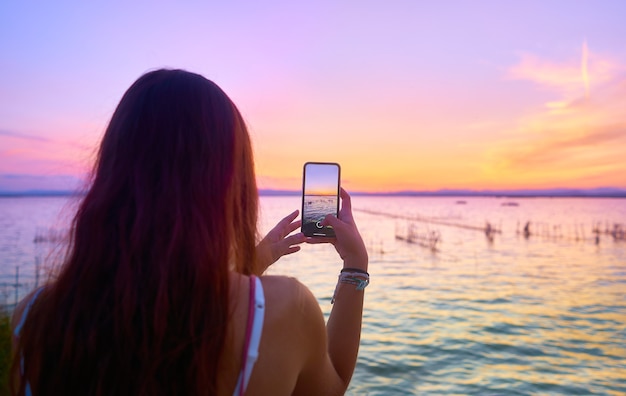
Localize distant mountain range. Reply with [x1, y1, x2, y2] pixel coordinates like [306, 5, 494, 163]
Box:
[1, 187, 625, 198]
[260, 187, 626, 198]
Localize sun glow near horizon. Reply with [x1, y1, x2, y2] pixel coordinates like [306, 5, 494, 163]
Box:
[253, 40, 626, 193]
[1, 2, 625, 193]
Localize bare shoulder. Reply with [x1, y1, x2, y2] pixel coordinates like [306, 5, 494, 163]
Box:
[259, 275, 322, 317]
[256, 275, 327, 352]
[258, 275, 308, 297]
[257, 276, 344, 395]
[258, 274, 306, 291]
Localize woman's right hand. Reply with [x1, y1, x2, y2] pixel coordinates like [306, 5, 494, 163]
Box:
[256, 210, 306, 273]
[308, 188, 368, 271]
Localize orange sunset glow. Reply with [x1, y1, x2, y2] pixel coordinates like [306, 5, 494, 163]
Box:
[1, 2, 625, 194]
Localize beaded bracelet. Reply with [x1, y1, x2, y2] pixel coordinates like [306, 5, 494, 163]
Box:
[341, 267, 369, 276]
[331, 271, 370, 304]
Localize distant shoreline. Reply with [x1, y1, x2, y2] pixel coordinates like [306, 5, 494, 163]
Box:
[2, 188, 626, 199]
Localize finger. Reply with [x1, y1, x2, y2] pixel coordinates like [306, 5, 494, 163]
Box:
[282, 246, 301, 256]
[339, 188, 351, 211]
[284, 219, 302, 235]
[338, 188, 355, 223]
[276, 210, 300, 229]
[321, 214, 342, 229]
[283, 232, 306, 247]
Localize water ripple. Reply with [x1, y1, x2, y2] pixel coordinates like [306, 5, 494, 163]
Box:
[3, 196, 626, 395]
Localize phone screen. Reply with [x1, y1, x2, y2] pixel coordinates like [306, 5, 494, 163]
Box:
[301, 162, 341, 237]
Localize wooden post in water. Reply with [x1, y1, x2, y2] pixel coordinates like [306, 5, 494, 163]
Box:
[15, 266, 19, 307]
[35, 256, 40, 288]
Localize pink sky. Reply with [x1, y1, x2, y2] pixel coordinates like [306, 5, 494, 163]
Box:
[1, 1, 625, 192]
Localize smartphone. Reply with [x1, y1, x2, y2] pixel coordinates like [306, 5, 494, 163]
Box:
[301, 162, 341, 237]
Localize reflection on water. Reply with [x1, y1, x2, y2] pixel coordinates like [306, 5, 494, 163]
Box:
[2, 196, 626, 394]
[262, 196, 626, 395]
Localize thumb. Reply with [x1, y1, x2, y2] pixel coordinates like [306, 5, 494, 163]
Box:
[322, 214, 342, 228]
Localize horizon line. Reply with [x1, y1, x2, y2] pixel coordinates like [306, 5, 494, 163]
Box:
[1, 186, 626, 198]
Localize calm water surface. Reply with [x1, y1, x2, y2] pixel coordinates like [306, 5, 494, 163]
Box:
[1, 195, 625, 395]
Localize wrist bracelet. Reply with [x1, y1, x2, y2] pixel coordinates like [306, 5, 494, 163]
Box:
[341, 267, 369, 276]
[331, 271, 370, 304]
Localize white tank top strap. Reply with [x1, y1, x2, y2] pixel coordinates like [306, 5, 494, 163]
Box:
[233, 275, 265, 396]
[14, 287, 45, 396]
[14, 286, 46, 337]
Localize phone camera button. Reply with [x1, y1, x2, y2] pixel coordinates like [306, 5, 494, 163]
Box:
[315, 221, 323, 228]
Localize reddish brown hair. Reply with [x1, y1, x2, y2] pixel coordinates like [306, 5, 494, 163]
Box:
[12, 69, 259, 395]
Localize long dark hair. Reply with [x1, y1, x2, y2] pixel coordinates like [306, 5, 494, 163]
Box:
[12, 69, 259, 395]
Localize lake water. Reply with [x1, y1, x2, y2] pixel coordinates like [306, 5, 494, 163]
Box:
[1, 195, 625, 395]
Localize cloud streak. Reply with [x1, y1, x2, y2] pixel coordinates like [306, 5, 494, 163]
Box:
[0, 129, 52, 142]
[487, 44, 626, 187]
[499, 124, 626, 169]
[0, 128, 92, 150]
[582, 40, 590, 98]
[507, 42, 618, 99]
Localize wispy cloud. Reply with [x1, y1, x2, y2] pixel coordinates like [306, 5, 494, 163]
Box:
[507, 42, 618, 99]
[0, 128, 96, 179]
[0, 128, 92, 150]
[581, 40, 590, 98]
[0, 129, 52, 142]
[498, 123, 626, 169]
[487, 43, 626, 187]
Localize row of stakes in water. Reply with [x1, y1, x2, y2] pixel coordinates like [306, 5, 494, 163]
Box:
[516, 221, 626, 244]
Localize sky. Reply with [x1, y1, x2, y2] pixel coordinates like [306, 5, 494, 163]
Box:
[1, 1, 625, 193]
[304, 163, 340, 196]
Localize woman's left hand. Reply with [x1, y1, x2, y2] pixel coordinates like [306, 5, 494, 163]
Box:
[257, 210, 306, 273]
